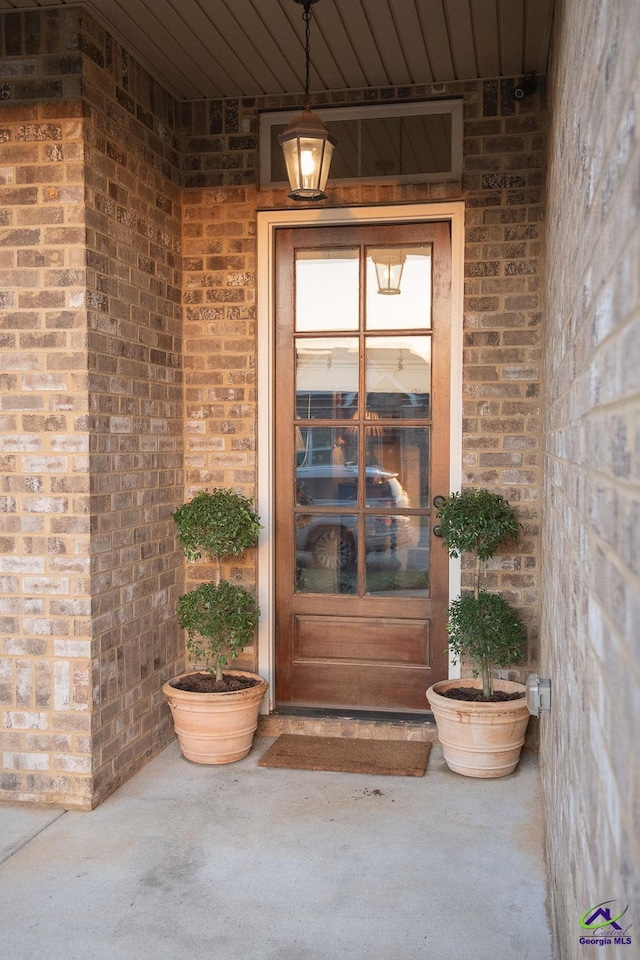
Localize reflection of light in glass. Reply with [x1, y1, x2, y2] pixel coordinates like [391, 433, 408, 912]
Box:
[366, 246, 432, 331]
[295, 338, 359, 392]
[370, 249, 406, 295]
[345, 410, 384, 436]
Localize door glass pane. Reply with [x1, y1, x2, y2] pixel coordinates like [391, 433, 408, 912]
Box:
[296, 425, 359, 470]
[296, 458, 360, 503]
[366, 245, 432, 330]
[296, 338, 358, 419]
[365, 336, 431, 419]
[364, 426, 430, 509]
[295, 249, 359, 332]
[295, 514, 358, 595]
[365, 516, 429, 597]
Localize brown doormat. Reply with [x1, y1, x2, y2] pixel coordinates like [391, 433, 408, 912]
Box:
[258, 734, 431, 777]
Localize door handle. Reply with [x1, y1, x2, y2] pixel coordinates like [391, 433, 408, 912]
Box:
[433, 525, 443, 537]
[433, 495, 446, 508]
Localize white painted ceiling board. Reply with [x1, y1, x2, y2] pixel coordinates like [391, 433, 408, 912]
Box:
[219, 0, 301, 95]
[524, 0, 554, 74]
[446, 0, 478, 79]
[392, 2, 435, 85]
[284, 0, 352, 93]
[0, 0, 555, 100]
[498, 0, 525, 77]
[318, 0, 370, 90]
[365, 0, 412, 87]
[471, 0, 501, 78]
[331, 1, 393, 89]
[168, 0, 275, 98]
[419, 0, 456, 82]
[87, 0, 207, 99]
[135, 0, 240, 97]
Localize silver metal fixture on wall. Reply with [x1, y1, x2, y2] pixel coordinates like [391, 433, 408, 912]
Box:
[526, 673, 552, 716]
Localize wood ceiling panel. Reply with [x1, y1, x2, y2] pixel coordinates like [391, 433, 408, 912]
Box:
[446, 0, 478, 79]
[419, 0, 456, 82]
[392, 2, 434, 84]
[365, 0, 412, 87]
[315, 0, 370, 90]
[164, 0, 283, 98]
[262, 0, 317, 94]
[332, 0, 392, 88]
[234, 0, 302, 94]
[130, 0, 240, 97]
[524, 0, 554, 74]
[499, 0, 525, 77]
[471, 0, 501, 77]
[86, 0, 206, 99]
[279, 0, 350, 92]
[0, 0, 555, 99]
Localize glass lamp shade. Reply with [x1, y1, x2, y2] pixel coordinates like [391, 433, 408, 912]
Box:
[278, 109, 336, 201]
[372, 250, 406, 295]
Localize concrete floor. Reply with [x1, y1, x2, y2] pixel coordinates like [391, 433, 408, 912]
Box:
[0, 738, 552, 960]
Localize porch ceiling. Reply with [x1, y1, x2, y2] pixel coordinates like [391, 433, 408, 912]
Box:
[1, 0, 554, 101]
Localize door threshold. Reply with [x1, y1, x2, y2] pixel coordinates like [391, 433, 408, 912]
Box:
[273, 705, 434, 723]
[258, 707, 438, 743]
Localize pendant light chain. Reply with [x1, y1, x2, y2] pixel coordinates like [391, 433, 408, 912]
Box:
[302, 4, 311, 110]
[278, 0, 336, 201]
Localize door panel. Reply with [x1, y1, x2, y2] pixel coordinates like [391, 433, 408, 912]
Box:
[275, 221, 451, 712]
[294, 616, 428, 663]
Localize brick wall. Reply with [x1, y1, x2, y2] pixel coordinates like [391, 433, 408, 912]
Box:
[0, 9, 184, 807]
[80, 20, 185, 804]
[180, 80, 546, 681]
[0, 95, 93, 806]
[542, 0, 640, 954]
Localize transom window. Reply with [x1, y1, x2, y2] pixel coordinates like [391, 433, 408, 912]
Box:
[259, 99, 463, 190]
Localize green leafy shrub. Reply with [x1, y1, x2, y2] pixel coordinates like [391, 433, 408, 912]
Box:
[436, 488, 520, 561]
[176, 580, 260, 678]
[448, 591, 525, 695]
[173, 488, 262, 564]
[437, 488, 524, 698]
[173, 489, 262, 682]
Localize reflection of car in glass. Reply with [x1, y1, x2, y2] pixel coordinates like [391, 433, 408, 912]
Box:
[295, 465, 412, 570]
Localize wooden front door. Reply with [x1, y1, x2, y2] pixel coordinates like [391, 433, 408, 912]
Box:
[274, 221, 451, 712]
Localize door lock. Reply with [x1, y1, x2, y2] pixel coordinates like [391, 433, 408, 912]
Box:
[433, 495, 446, 508]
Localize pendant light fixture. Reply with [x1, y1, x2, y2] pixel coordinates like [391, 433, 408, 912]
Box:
[278, 0, 336, 201]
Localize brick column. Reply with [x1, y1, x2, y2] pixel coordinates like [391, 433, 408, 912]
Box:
[0, 103, 94, 806]
[1, 8, 185, 808]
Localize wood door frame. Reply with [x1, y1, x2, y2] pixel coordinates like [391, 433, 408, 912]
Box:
[257, 202, 464, 713]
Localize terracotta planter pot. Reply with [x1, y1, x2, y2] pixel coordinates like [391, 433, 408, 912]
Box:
[426, 678, 529, 778]
[163, 669, 269, 764]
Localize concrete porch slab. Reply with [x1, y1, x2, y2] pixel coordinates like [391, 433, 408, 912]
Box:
[0, 738, 552, 960]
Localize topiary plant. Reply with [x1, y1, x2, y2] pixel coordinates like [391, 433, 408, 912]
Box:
[447, 591, 526, 699]
[173, 489, 262, 682]
[437, 488, 525, 699]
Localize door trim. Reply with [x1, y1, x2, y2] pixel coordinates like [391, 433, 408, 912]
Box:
[257, 202, 464, 712]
